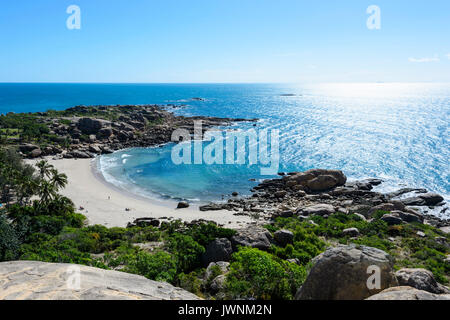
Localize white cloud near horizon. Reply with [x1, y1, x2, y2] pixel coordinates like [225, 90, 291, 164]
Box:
[447, 54, 450, 60]
[408, 56, 440, 63]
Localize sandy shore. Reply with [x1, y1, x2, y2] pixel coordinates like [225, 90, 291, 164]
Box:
[29, 158, 253, 229]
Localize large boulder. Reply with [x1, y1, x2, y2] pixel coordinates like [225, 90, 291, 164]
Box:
[295, 245, 398, 300]
[366, 286, 450, 300]
[380, 213, 404, 226]
[418, 193, 444, 206]
[18, 144, 40, 153]
[298, 204, 335, 216]
[69, 150, 92, 159]
[231, 226, 273, 251]
[30, 148, 42, 158]
[286, 169, 346, 191]
[402, 193, 444, 207]
[274, 230, 294, 247]
[395, 268, 450, 294]
[201, 238, 233, 265]
[367, 202, 406, 217]
[77, 118, 111, 135]
[307, 175, 338, 192]
[0, 261, 199, 300]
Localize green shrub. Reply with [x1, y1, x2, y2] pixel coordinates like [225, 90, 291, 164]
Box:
[167, 234, 205, 272]
[126, 251, 177, 283]
[0, 213, 20, 261]
[225, 247, 306, 300]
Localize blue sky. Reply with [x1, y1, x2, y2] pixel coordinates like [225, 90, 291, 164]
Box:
[1, 0, 449, 83]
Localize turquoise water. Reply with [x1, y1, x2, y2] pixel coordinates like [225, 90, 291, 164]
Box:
[1, 83, 449, 212]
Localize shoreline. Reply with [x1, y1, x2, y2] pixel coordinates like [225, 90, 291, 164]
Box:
[28, 157, 254, 229]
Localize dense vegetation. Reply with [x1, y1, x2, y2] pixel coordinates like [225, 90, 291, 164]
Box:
[0, 148, 448, 299]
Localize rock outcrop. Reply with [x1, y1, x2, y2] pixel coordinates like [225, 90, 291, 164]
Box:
[230, 226, 273, 251]
[366, 286, 450, 300]
[0, 261, 200, 300]
[295, 245, 398, 300]
[201, 238, 233, 265]
[395, 268, 450, 294]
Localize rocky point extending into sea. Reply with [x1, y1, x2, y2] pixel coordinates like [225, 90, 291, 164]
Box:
[14, 104, 257, 159]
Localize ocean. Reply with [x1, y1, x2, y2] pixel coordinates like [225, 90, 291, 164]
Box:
[1, 83, 449, 216]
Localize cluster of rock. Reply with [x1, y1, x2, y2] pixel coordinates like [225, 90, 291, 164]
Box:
[17, 105, 257, 159]
[200, 169, 449, 229]
[0, 261, 199, 300]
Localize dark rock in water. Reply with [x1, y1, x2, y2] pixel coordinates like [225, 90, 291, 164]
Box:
[201, 239, 233, 265]
[402, 193, 444, 207]
[386, 188, 428, 199]
[364, 178, 383, 186]
[402, 197, 427, 206]
[418, 193, 444, 206]
[231, 226, 273, 251]
[296, 245, 398, 300]
[231, 192, 239, 197]
[345, 181, 373, 191]
[177, 201, 189, 209]
[274, 230, 294, 246]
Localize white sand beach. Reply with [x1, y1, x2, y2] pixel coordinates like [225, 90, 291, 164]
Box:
[29, 158, 253, 229]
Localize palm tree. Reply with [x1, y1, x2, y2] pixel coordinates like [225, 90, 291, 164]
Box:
[49, 168, 68, 192]
[36, 160, 53, 180]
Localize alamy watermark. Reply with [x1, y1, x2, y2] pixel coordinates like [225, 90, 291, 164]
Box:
[171, 121, 280, 175]
[366, 5, 381, 30]
[66, 265, 81, 290]
[367, 265, 381, 290]
[66, 5, 81, 30]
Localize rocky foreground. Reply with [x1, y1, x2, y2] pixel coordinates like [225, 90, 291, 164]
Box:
[0, 261, 199, 300]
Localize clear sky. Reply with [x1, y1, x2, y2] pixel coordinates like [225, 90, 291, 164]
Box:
[1, 0, 449, 83]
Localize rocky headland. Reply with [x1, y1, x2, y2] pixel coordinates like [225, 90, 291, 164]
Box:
[6, 104, 257, 159]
